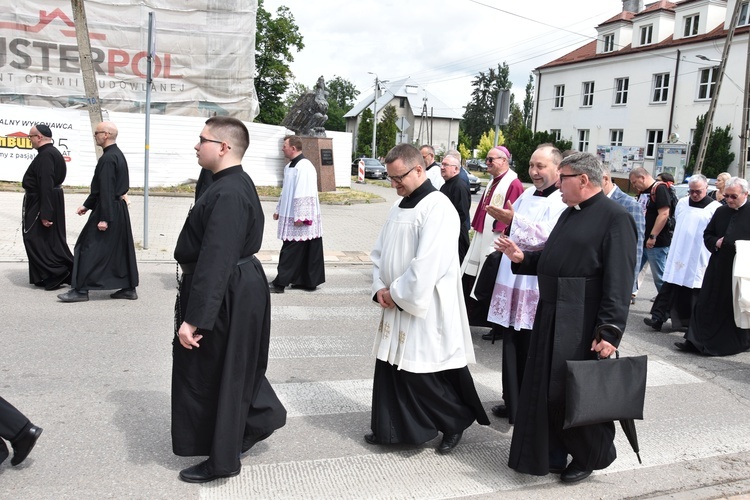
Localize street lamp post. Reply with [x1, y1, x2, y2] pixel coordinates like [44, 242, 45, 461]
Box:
[368, 72, 379, 159]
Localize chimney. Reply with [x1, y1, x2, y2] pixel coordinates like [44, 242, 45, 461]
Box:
[622, 0, 644, 12]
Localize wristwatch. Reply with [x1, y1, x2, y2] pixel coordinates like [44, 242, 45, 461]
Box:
[648, 234, 656, 240]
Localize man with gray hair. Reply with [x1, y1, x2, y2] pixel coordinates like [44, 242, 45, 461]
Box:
[496, 152, 636, 483]
[439, 154, 470, 263]
[420, 144, 444, 190]
[644, 174, 720, 331]
[676, 177, 750, 355]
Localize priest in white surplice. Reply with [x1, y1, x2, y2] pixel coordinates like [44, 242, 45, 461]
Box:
[269, 135, 325, 293]
[366, 144, 489, 455]
[485, 144, 567, 424]
[644, 174, 720, 331]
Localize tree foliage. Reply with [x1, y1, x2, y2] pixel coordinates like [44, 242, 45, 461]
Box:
[458, 143, 472, 161]
[523, 74, 534, 129]
[376, 105, 399, 158]
[686, 114, 736, 179]
[355, 108, 374, 158]
[476, 129, 506, 161]
[505, 128, 573, 183]
[461, 63, 512, 148]
[255, 0, 304, 125]
[325, 75, 360, 132]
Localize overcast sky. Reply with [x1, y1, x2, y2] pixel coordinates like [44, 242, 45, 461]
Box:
[262, 0, 628, 114]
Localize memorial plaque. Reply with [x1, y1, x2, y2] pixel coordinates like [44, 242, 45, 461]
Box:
[321, 149, 334, 166]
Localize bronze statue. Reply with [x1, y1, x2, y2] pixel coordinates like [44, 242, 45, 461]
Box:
[281, 76, 329, 137]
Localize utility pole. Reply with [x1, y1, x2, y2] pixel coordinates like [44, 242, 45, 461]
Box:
[693, 0, 743, 175]
[70, 0, 104, 157]
[368, 73, 379, 159]
[740, 27, 750, 178]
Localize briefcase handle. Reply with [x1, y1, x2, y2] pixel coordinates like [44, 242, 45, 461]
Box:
[595, 323, 623, 359]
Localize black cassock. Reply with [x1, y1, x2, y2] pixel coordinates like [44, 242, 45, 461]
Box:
[71, 144, 138, 291]
[509, 192, 636, 475]
[686, 203, 750, 355]
[21, 143, 73, 285]
[172, 165, 286, 476]
[440, 175, 471, 264]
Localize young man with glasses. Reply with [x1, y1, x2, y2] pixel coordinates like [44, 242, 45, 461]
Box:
[21, 124, 73, 291]
[58, 122, 139, 302]
[677, 177, 750, 355]
[367, 144, 489, 455]
[644, 175, 720, 332]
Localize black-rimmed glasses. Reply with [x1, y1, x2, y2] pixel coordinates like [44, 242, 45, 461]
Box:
[387, 166, 416, 183]
[485, 156, 506, 164]
[725, 194, 742, 200]
[199, 136, 231, 149]
[688, 189, 705, 195]
[559, 172, 583, 179]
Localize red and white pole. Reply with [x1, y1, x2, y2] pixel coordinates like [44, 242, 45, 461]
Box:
[357, 159, 366, 183]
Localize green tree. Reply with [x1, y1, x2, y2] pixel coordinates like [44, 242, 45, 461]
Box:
[505, 128, 572, 183]
[461, 63, 512, 148]
[282, 81, 309, 113]
[255, 0, 305, 125]
[376, 105, 399, 158]
[522, 74, 534, 129]
[686, 114, 736, 179]
[458, 143, 472, 161]
[355, 108, 374, 158]
[325, 75, 360, 132]
[476, 129, 506, 160]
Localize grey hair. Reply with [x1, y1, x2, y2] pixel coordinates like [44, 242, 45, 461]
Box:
[725, 177, 749, 193]
[558, 152, 603, 187]
[688, 174, 708, 186]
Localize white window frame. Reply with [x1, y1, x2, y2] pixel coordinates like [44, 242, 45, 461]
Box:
[550, 129, 562, 142]
[582, 81, 595, 107]
[640, 25, 653, 45]
[739, 1, 749, 27]
[553, 85, 565, 109]
[652, 73, 670, 103]
[610, 129, 624, 146]
[614, 77, 629, 105]
[603, 34, 614, 53]
[646, 130, 663, 158]
[697, 67, 718, 100]
[578, 129, 590, 152]
[684, 14, 699, 37]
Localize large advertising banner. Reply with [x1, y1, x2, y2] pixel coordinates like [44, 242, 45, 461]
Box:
[0, 1, 258, 120]
[0, 106, 82, 181]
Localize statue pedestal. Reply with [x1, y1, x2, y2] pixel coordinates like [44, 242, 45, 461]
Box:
[299, 136, 335, 192]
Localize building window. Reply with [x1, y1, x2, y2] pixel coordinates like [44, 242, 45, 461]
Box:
[578, 129, 590, 152]
[684, 14, 699, 37]
[554, 85, 565, 108]
[640, 25, 653, 45]
[739, 1, 749, 27]
[550, 129, 562, 141]
[582, 81, 595, 107]
[698, 67, 718, 100]
[614, 77, 629, 105]
[603, 34, 614, 53]
[646, 130, 664, 158]
[652, 73, 670, 103]
[610, 129, 624, 146]
[399, 97, 406, 108]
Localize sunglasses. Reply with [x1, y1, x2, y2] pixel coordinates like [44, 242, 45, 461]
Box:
[725, 194, 742, 200]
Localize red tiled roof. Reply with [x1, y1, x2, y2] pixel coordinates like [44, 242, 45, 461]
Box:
[598, 11, 636, 27]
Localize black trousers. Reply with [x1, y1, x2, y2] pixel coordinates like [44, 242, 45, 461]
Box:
[273, 238, 325, 288]
[0, 396, 31, 463]
[501, 327, 532, 425]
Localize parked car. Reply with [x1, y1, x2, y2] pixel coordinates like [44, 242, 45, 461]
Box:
[673, 182, 717, 199]
[464, 168, 481, 194]
[351, 158, 386, 179]
[466, 159, 487, 172]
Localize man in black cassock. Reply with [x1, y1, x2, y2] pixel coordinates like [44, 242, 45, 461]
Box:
[439, 154, 470, 264]
[0, 395, 42, 467]
[496, 152, 636, 484]
[57, 122, 139, 302]
[22, 124, 73, 291]
[677, 177, 750, 355]
[172, 116, 286, 484]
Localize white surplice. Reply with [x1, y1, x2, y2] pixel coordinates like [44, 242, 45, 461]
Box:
[275, 157, 323, 241]
[662, 197, 720, 288]
[371, 191, 474, 373]
[487, 187, 566, 330]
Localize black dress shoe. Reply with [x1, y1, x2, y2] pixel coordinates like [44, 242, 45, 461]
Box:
[364, 432, 379, 445]
[111, 288, 138, 300]
[241, 431, 273, 454]
[674, 341, 699, 353]
[269, 283, 285, 294]
[437, 431, 463, 454]
[57, 289, 89, 302]
[491, 404, 508, 418]
[290, 284, 318, 291]
[481, 330, 501, 341]
[560, 462, 592, 483]
[44, 271, 70, 291]
[11, 425, 42, 466]
[179, 460, 240, 483]
[643, 317, 663, 332]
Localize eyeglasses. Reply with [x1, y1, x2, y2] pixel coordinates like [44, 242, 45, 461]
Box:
[688, 189, 705, 195]
[94, 131, 107, 136]
[725, 194, 742, 200]
[387, 166, 416, 184]
[28, 134, 41, 139]
[199, 136, 231, 149]
[485, 156, 506, 164]
[440, 162, 459, 168]
[559, 172, 583, 179]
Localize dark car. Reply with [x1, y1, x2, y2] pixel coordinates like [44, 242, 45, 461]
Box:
[463, 168, 481, 194]
[466, 159, 487, 172]
[351, 158, 386, 179]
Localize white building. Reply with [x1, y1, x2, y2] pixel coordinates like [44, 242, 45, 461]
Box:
[534, 0, 749, 180]
[344, 78, 462, 157]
